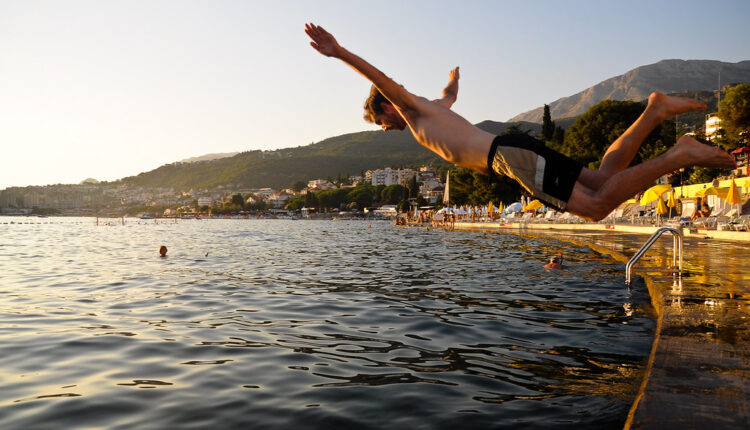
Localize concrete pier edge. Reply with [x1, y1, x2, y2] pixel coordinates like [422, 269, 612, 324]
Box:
[415, 220, 749, 429]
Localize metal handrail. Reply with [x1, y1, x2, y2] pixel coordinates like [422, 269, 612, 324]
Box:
[625, 227, 682, 285]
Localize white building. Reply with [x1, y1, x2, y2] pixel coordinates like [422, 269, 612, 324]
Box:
[269, 191, 295, 208]
[706, 113, 722, 141]
[368, 167, 416, 186]
[307, 179, 336, 191]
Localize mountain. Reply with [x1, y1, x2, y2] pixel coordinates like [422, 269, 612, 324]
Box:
[510, 59, 750, 123]
[121, 121, 540, 190]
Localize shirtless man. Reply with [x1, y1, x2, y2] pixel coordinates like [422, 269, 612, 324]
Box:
[304, 23, 736, 221]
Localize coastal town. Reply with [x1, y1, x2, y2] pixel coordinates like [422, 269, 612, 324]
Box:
[0, 166, 445, 218]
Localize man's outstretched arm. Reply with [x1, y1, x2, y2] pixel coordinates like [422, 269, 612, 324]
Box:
[305, 23, 417, 115]
[434, 67, 459, 108]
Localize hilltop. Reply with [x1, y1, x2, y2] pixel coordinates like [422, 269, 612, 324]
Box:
[510, 59, 750, 123]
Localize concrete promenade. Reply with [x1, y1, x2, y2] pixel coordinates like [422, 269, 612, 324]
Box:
[450, 221, 750, 429]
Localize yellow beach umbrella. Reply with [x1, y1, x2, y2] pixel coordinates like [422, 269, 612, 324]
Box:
[656, 196, 667, 215]
[524, 200, 544, 211]
[696, 186, 729, 199]
[726, 180, 741, 205]
[666, 189, 677, 218]
[725, 180, 742, 217]
[640, 184, 672, 205]
[497, 202, 503, 212]
[667, 189, 677, 207]
[487, 201, 494, 214]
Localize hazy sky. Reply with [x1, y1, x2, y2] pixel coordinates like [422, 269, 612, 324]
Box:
[2, 0, 749, 188]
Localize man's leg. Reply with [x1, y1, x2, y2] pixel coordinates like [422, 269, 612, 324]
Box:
[567, 135, 736, 221]
[577, 93, 707, 190]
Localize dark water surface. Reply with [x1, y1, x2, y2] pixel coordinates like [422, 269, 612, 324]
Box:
[0, 217, 654, 429]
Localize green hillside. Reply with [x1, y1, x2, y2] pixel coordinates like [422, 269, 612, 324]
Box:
[120, 121, 542, 190]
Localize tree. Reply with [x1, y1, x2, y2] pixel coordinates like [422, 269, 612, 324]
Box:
[291, 180, 307, 193]
[381, 184, 408, 205]
[346, 186, 374, 209]
[562, 100, 674, 169]
[718, 83, 750, 145]
[317, 188, 349, 211]
[406, 175, 419, 198]
[231, 193, 245, 209]
[542, 104, 555, 141]
[688, 167, 723, 185]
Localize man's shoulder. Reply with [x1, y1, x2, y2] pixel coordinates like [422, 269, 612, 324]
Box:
[413, 95, 453, 113]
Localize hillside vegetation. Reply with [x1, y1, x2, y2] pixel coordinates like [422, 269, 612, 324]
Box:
[121, 122, 541, 190]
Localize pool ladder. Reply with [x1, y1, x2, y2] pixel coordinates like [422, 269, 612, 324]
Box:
[625, 227, 683, 285]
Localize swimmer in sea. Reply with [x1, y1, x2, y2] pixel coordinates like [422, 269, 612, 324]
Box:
[304, 23, 736, 221]
[159, 245, 168, 257]
[544, 253, 564, 269]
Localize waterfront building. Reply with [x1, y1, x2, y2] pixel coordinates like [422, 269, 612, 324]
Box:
[197, 196, 213, 207]
[705, 113, 722, 141]
[367, 167, 416, 186]
[269, 191, 294, 208]
[307, 179, 336, 191]
[732, 147, 750, 177]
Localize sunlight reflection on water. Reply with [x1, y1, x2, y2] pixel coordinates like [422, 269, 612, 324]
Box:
[0, 217, 653, 429]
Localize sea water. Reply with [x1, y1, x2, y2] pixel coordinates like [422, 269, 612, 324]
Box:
[0, 217, 654, 429]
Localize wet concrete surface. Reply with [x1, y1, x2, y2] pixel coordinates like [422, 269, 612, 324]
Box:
[450, 224, 750, 429]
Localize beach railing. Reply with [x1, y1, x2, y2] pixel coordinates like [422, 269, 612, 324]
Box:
[625, 227, 683, 285]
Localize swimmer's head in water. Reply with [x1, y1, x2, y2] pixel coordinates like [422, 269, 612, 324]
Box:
[159, 245, 168, 257]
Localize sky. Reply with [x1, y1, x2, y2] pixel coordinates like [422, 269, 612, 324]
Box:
[1, 0, 749, 189]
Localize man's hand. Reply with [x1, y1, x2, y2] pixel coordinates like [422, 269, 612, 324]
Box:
[305, 23, 341, 57]
[448, 67, 460, 84]
[435, 66, 460, 108]
[303, 22, 418, 115]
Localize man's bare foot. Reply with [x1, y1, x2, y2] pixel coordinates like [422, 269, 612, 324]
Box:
[674, 135, 737, 169]
[647, 92, 707, 119]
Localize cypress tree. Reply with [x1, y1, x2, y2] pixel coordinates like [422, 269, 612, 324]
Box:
[542, 104, 555, 141]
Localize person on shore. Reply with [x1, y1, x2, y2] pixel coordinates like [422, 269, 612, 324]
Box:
[304, 23, 736, 221]
[699, 202, 711, 217]
[544, 253, 564, 270]
[689, 201, 712, 221]
[159, 245, 168, 257]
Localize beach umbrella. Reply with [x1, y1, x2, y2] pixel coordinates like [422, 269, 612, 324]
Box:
[726, 179, 741, 217]
[667, 189, 677, 218]
[654, 196, 667, 225]
[497, 202, 503, 212]
[524, 200, 544, 211]
[505, 202, 523, 213]
[487, 201, 494, 214]
[667, 189, 677, 207]
[639, 184, 672, 206]
[696, 186, 729, 199]
[726, 180, 741, 204]
[656, 196, 667, 214]
[443, 171, 450, 205]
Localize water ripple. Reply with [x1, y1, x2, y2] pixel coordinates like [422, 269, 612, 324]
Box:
[0, 218, 653, 429]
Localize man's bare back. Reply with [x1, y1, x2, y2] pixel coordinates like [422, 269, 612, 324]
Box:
[404, 96, 495, 175]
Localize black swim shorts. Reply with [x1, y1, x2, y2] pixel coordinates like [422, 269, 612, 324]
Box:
[487, 134, 584, 211]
